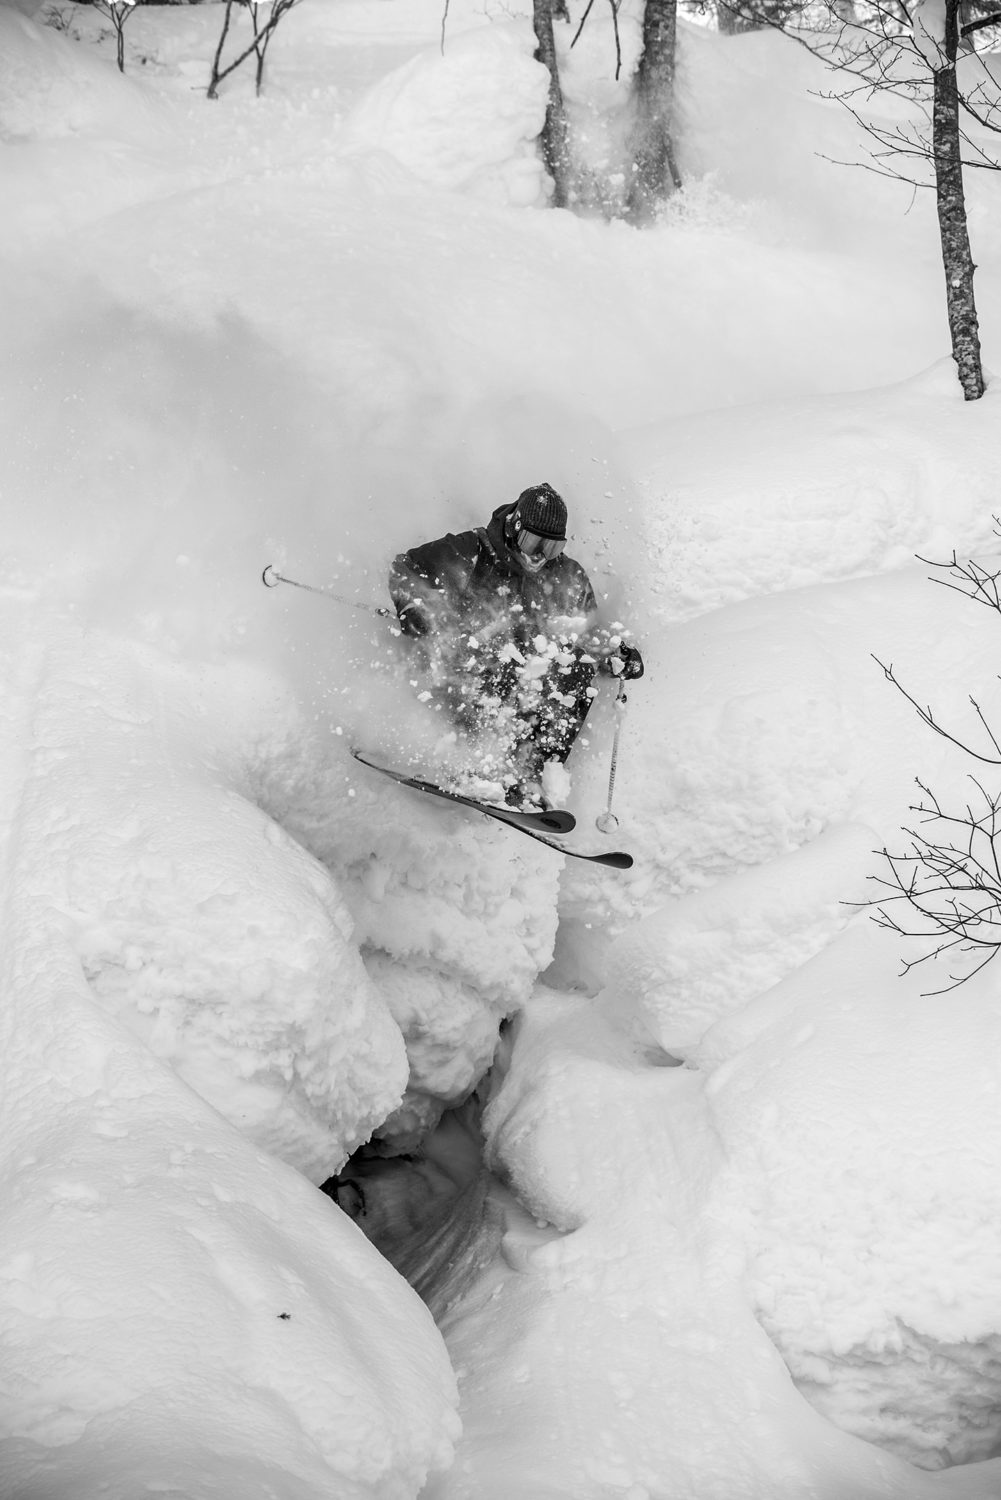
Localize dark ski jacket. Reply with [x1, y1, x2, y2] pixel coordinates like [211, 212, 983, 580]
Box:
[389, 501, 598, 657]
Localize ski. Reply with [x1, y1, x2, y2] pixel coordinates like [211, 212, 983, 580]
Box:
[352, 750, 575, 834]
[352, 751, 633, 870]
[490, 819, 634, 870]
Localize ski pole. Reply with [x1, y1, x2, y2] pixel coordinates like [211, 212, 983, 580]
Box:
[596, 676, 628, 833]
[262, 564, 392, 617]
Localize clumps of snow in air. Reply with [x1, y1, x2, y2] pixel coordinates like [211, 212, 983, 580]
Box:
[654, 170, 763, 236]
[551, 5, 644, 213]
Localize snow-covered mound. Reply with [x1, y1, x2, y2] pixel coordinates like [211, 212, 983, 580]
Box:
[0, 611, 460, 1496]
[627, 362, 1001, 622]
[0, 6, 160, 140]
[340, 23, 550, 204]
[12, 618, 410, 1179]
[700, 920, 1001, 1472]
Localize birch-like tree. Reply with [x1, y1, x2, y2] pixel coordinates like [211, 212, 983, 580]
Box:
[94, 0, 136, 73]
[532, 0, 683, 218]
[627, 0, 683, 220]
[208, 0, 303, 100]
[533, 0, 575, 207]
[915, 0, 986, 397]
[707, 0, 1000, 398]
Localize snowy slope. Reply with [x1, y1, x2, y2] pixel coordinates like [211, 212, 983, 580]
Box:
[3, 0, 1001, 1496]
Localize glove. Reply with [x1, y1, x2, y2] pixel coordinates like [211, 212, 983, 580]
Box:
[617, 643, 644, 680]
[398, 601, 431, 638]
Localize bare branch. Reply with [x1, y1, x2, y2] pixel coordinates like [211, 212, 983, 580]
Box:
[865, 772, 1001, 989]
[609, 0, 624, 81]
[873, 656, 1001, 765]
[208, 0, 303, 99]
[570, 0, 597, 48]
[868, 544, 1001, 989]
[918, 552, 1001, 611]
[961, 9, 1001, 37]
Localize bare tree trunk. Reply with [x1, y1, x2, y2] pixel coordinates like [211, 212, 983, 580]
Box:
[208, 0, 301, 100]
[626, 0, 682, 223]
[533, 0, 573, 209]
[932, 0, 985, 399]
[208, 0, 236, 99]
[96, 0, 130, 72]
[245, 1, 266, 96]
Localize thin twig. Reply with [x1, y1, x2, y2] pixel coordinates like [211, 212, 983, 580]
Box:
[570, 0, 598, 49]
[873, 656, 1001, 765]
[609, 0, 623, 80]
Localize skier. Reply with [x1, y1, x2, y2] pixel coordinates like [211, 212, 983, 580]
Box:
[389, 483, 643, 807]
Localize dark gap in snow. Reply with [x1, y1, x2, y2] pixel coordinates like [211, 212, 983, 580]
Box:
[320, 1097, 503, 1322]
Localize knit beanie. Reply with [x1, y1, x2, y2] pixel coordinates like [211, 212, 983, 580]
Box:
[515, 483, 567, 540]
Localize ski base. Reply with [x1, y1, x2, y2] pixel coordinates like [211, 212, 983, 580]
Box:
[352, 750, 633, 870]
[352, 750, 574, 833]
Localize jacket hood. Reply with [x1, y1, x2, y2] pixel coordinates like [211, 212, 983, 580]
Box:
[486, 501, 520, 565]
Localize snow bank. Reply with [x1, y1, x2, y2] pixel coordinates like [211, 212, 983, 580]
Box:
[0, 8, 160, 141]
[599, 823, 873, 1053]
[280, 741, 562, 1148]
[340, 24, 549, 206]
[700, 920, 1001, 1472]
[0, 614, 459, 1500]
[0, 960, 459, 1499]
[439, 986, 1001, 1499]
[537, 468, 1001, 1483]
[480, 361, 1001, 1491]
[4, 607, 408, 1182]
[0, 8, 187, 251]
[625, 362, 1001, 623]
[557, 554, 1001, 956]
[556, 369, 1001, 942]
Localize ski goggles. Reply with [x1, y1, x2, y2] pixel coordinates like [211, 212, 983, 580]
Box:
[515, 528, 566, 561]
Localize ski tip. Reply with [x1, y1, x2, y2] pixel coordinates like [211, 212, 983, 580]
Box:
[597, 851, 633, 870]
